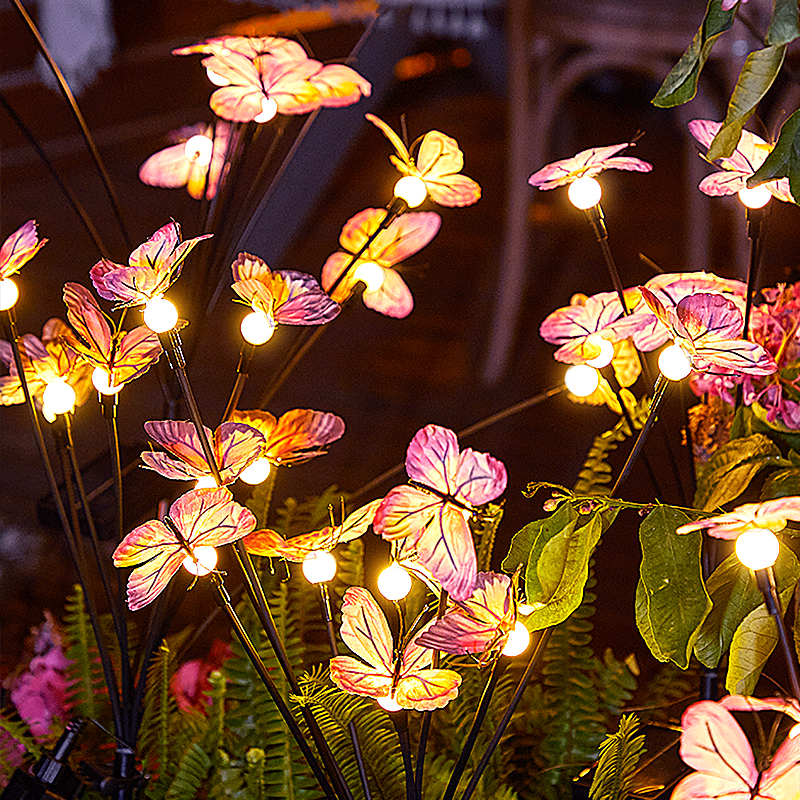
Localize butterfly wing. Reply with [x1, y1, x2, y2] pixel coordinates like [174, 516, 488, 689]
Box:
[264, 408, 345, 464]
[312, 63, 371, 108]
[404, 424, 461, 495]
[366, 113, 412, 166]
[453, 446, 508, 507]
[361, 268, 414, 319]
[374, 485, 441, 542]
[271, 270, 340, 325]
[62, 282, 112, 364]
[214, 421, 266, 482]
[416, 131, 481, 207]
[370, 212, 442, 266]
[0, 220, 46, 278]
[170, 487, 256, 550]
[112, 325, 162, 385]
[338, 587, 395, 670]
[141, 419, 216, 480]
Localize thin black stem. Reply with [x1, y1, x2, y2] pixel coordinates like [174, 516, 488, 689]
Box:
[391, 711, 418, 800]
[756, 567, 800, 699]
[11, 0, 130, 249]
[221, 343, 256, 422]
[441, 658, 505, 800]
[742, 205, 768, 343]
[460, 628, 552, 800]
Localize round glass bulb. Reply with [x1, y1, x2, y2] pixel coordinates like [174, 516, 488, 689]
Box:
[195, 476, 217, 490]
[353, 261, 386, 294]
[568, 176, 602, 210]
[239, 457, 272, 485]
[790, 723, 800, 739]
[377, 695, 402, 712]
[565, 364, 599, 397]
[0, 278, 19, 311]
[377, 562, 412, 601]
[144, 297, 178, 333]
[184, 134, 213, 167]
[42, 380, 76, 416]
[584, 335, 614, 369]
[92, 366, 123, 396]
[738, 184, 771, 209]
[659, 344, 692, 381]
[254, 96, 278, 123]
[394, 175, 427, 208]
[206, 67, 231, 86]
[735, 527, 780, 570]
[241, 311, 275, 345]
[182, 545, 217, 576]
[501, 621, 530, 657]
[303, 550, 337, 584]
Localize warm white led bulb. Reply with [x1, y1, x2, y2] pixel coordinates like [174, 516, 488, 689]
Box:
[659, 344, 692, 381]
[377, 562, 412, 601]
[565, 364, 599, 396]
[42, 380, 76, 416]
[501, 621, 530, 657]
[241, 311, 275, 345]
[92, 367, 123, 396]
[517, 603, 534, 615]
[184, 134, 213, 167]
[378, 695, 403, 712]
[353, 261, 386, 294]
[206, 67, 231, 86]
[195, 476, 217, 490]
[239, 457, 272, 485]
[144, 296, 178, 333]
[738, 185, 771, 209]
[584, 335, 614, 369]
[0, 278, 19, 311]
[790, 722, 800, 739]
[394, 175, 427, 208]
[254, 96, 278, 123]
[182, 545, 217, 576]
[303, 550, 337, 584]
[735, 528, 780, 570]
[568, 176, 602, 210]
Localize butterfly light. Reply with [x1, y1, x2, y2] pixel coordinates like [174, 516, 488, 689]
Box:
[640, 287, 777, 377]
[366, 114, 481, 207]
[0, 220, 47, 280]
[113, 487, 256, 611]
[672, 694, 800, 800]
[321, 207, 441, 319]
[141, 419, 266, 485]
[676, 497, 800, 540]
[374, 424, 507, 601]
[527, 142, 652, 190]
[90, 221, 211, 309]
[329, 586, 461, 710]
[139, 121, 231, 200]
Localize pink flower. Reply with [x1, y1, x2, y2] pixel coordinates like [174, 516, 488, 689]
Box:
[0, 220, 47, 280]
[676, 497, 800, 539]
[171, 640, 232, 713]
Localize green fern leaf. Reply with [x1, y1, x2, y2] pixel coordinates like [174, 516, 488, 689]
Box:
[0, 710, 42, 778]
[165, 742, 212, 800]
[588, 714, 646, 800]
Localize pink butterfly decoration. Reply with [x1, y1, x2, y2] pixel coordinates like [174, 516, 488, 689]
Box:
[62, 283, 162, 388]
[528, 142, 652, 190]
[231, 253, 340, 326]
[228, 408, 345, 465]
[175, 36, 371, 123]
[139, 122, 231, 200]
[321, 208, 441, 319]
[687, 119, 794, 203]
[374, 425, 507, 601]
[415, 572, 517, 664]
[90, 222, 211, 308]
[640, 287, 777, 376]
[672, 695, 800, 800]
[141, 419, 266, 485]
[113, 487, 256, 611]
[243, 499, 380, 560]
[0, 220, 47, 279]
[329, 587, 462, 710]
[676, 496, 800, 539]
[366, 114, 481, 207]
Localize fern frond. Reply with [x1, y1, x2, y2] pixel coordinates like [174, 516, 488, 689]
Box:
[273, 485, 348, 538]
[165, 742, 212, 800]
[589, 714, 646, 800]
[245, 748, 265, 800]
[0, 710, 42, 773]
[596, 649, 638, 716]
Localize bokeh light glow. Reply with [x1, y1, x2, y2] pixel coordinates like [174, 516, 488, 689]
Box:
[184, 134, 213, 167]
[239, 457, 272, 485]
[659, 344, 692, 381]
[394, 175, 427, 207]
[144, 297, 178, 333]
[738, 185, 771, 209]
[353, 261, 386, 293]
[241, 311, 275, 345]
[303, 550, 337, 584]
[568, 176, 602, 210]
[377, 562, 412, 600]
[42, 380, 76, 416]
[0, 278, 19, 311]
[735, 527, 780, 570]
[565, 364, 599, 396]
[585, 335, 614, 369]
[92, 367, 123, 396]
[378, 695, 402, 712]
[182, 546, 217, 576]
[501, 621, 530, 657]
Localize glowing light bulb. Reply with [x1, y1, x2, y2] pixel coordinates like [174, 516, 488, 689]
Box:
[0, 278, 19, 311]
[303, 550, 337, 584]
[240, 311, 275, 345]
[378, 695, 402, 712]
[568, 176, 602, 210]
[659, 344, 692, 381]
[206, 67, 231, 86]
[735, 528, 780, 570]
[184, 134, 213, 167]
[501, 621, 530, 657]
[378, 562, 412, 600]
[517, 603, 534, 615]
[254, 96, 278, 123]
[182, 545, 217, 576]
[353, 261, 386, 293]
[42, 380, 76, 416]
[195, 476, 217, 490]
[92, 367, 123, 396]
[565, 364, 599, 396]
[144, 297, 178, 333]
[239, 457, 272, 485]
[394, 175, 427, 208]
[584, 334, 614, 369]
[738, 185, 771, 209]
[790, 723, 800, 739]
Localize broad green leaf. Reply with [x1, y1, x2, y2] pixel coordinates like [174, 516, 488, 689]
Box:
[652, 0, 736, 108]
[635, 578, 669, 663]
[708, 45, 786, 161]
[523, 505, 618, 631]
[637, 505, 711, 669]
[762, 466, 800, 499]
[750, 109, 800, 201]
[767, 0, 800, 47]
[501, 500, 578, 575]
[732, 403, 800, 454]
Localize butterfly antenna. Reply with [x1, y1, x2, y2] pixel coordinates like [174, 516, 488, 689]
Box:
[400, 113, 410, 150]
